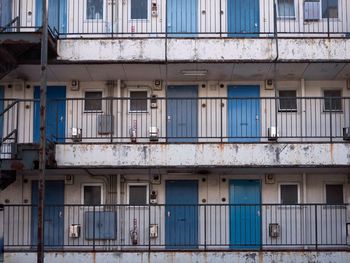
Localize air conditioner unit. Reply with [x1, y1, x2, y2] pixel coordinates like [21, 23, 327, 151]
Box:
[71, 128, 82, 142]
[343, 127, 350, 141]
[149, 127, 159, 141]
[304, 1, 321, 21]
[268, 127, 279, 141]
[69, 224, 81, 238]
[97, 115, 114, 134]
[269, 223, 280, 238]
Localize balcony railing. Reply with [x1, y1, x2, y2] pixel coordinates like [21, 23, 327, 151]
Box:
[1, 204, 349, 251]
[0, 0, 349, 38]
[0, 97, 349, 148]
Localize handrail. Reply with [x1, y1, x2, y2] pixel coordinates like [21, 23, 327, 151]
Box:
[0, 16, 19, 33]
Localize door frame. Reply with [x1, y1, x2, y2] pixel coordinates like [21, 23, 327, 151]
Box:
[227, 0, 260, 37]
[165, 180, 199, 249]
[229, 179, 262, 249]
[33, 86, 66, 143]
[166, 85, 198, 142]
[31, 180, 65, 248]
[227, 85, 261, 142]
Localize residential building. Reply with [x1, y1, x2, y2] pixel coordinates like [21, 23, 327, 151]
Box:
[0, 0, 350, 262]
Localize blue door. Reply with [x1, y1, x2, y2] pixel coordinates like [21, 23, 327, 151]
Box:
[167, 0, 197, 36]
[229, 180, 261, 249]
[36, 0, 67, 33]
[0, 0, 12, 28]
[34, 86, 66, 143]
[228, 85, 260, 142]
[31, 181, 65, 247]
[0, 86, 3, 140]
[227, 0, 259, 37]
[165, 180, 198, 249]
[167, 86, 198, 142]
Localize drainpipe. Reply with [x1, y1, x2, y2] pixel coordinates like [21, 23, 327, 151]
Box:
[117, 79, 122, 142]
[38, 0, 48, 262]
[301, 79, 306, 142]
[303, 172, 307, 249]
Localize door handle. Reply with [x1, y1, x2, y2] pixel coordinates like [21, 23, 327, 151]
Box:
[167, 211, 171, 217]
[59, 211, 63, 218]
[167, 116, 171, 121]
[255, 115, 259, 121]
[257, 210, 260, 217]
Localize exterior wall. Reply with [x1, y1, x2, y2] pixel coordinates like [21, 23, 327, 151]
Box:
[4, 251, 350, 263]
[1, 80, 349, 145]
[5, 252, 350, 263]
[9, 0, 350, 37]
[57, 38, 350, 62]
[1, 172, 348, 250]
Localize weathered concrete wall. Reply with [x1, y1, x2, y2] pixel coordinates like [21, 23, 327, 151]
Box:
[58, 39, 350, 62]
[55, 143, 350, 168]
[4, 251, 350, 263]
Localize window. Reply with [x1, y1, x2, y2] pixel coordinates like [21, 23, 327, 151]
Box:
[83, 185, 102, 205]
[280, 184, 298, 204]
[129, 185, 148, 205]
[277, 0, 295, 18]
[279, 90, 297, 111]
[322, 0, 338, 18]
[323, 90, 342, 111]
[85, 91, 102, 111]
[129, 91, 148, 112]
[326, 184, 344, 204]
[86, 0, 103, 20]
[131, 0, 148, 19]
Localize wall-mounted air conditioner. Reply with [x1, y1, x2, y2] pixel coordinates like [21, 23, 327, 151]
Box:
[97, 115, 114, 134]
[343, 127, 350, 141]
[304, 1, 321, 21]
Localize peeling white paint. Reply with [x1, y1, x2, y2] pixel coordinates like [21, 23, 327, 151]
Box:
[58, 39, 350, 62]
[55, 143, 350, 167]
[4, 251, 350, 263]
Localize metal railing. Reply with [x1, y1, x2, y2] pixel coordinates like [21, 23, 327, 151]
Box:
[1, 203, 349, 251]
[0, 97, 349, 145]
[0, 0, 349, 38]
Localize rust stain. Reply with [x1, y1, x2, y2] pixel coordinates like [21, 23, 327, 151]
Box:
[330, 144, 334, 163]
[10, 160, 24, 171]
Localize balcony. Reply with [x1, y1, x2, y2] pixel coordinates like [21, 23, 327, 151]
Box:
[1, 203, 349, 251]
[1, 0, 350, 38]
[0, 96, 349, 169]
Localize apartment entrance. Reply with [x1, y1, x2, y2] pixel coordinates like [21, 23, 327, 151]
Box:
[227, 0, 259, 36]
[0, 0, 12, 28]
[0, 86, 3, 139]
[227, 85, 260, 142]
[34, 86, 66, 143]
[36, 0, 67, 33]
[167, 85, 198, 142]
[31, 181, 65, 247]
[229, 180, 261, 249]
[165, 180, 198, 248]
[167, 0, 197, 36]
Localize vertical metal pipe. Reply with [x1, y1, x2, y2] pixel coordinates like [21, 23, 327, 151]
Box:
[37, 0, 48, 262]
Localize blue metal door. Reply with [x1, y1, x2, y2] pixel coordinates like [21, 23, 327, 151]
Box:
[228, 85, 260, 142]
[34, 86, 66, 143]
[0, 86, 3, 139]
[0, 0, 12, 28]
[227, 0, 259, 37]
[229, 180, 261, 249]
[167, 0, 197, 36]
[36, 0, 67, 33]
[167, 86, 198, 142]
[165, 180, 198, 249]
[31, 181, 65, 247]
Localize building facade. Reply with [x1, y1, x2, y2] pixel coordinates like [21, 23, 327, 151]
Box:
[0, 0, 350, 262]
